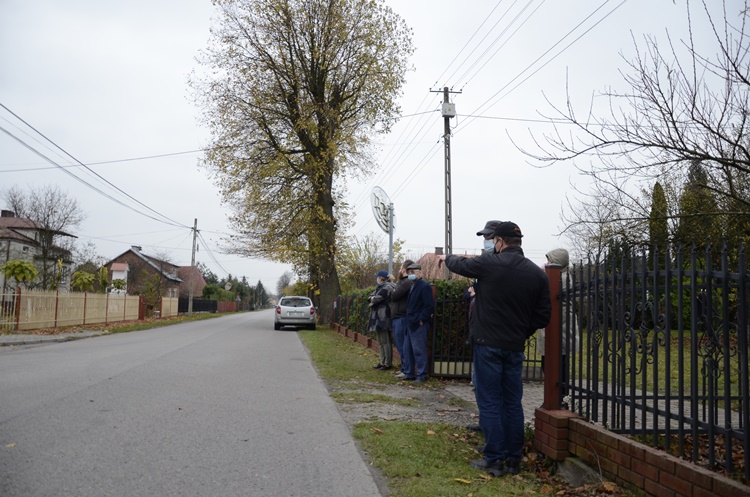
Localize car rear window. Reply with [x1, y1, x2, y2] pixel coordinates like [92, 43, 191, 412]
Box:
[280, 297, 312, 308]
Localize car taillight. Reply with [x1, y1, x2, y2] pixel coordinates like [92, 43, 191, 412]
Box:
[276, 306, 281, 314]
[310, 306, 315, 315]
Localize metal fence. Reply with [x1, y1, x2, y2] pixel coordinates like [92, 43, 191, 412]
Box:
[565, 243, 749, 481]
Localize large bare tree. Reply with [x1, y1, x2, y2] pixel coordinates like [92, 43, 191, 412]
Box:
[3, 185, 84, 289]
[521, 1, 750, 249]
[191, 0, 413, 321]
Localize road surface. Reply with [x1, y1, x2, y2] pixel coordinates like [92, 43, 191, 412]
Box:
[0, 311, 383, 497]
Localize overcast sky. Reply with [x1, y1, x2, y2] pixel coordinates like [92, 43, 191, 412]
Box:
[0, 0, 731, 290]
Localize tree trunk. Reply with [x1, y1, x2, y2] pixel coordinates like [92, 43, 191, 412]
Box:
[311, 162, 341, 324]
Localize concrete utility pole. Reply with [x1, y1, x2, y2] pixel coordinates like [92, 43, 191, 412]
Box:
[188, 218, 197, 316]
[431, 86, 460, 279]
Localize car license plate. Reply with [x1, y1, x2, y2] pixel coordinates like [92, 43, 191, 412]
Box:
[289, 311, 303, 317]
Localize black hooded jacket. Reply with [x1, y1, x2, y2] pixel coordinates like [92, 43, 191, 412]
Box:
[445, 246, 551, 352]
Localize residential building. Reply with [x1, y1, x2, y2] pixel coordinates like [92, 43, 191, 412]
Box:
[0, 210, 75, 291]
[104, 246, 182, 297]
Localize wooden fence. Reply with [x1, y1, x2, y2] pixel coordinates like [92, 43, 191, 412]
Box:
[0, 289, 176, 332]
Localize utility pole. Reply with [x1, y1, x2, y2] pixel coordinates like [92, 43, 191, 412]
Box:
[431, 86, 460, 279]
[188, 218, 197, 316]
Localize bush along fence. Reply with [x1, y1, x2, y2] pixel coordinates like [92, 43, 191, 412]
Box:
[536, 243, 750, 496]
[0, 288, 240, 332]
[331, 280, 543, 381]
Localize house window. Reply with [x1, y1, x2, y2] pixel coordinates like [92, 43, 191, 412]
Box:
[22, 246, 29, 252]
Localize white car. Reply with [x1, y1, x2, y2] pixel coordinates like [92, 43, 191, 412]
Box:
[274, 296, 317, 330]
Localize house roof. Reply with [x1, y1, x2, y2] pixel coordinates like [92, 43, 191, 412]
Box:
[0, 226, 37, 244]
[0, 214, 76, 238]
[177, 266, 207, 286]
[106, 246, 182, 283]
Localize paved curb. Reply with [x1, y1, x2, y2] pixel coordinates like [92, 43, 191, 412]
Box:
[0, 331, 108, 346]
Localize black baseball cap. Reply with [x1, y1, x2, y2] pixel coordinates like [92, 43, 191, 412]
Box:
[476, 220, 502, 236]
[493, 221, 523, 238]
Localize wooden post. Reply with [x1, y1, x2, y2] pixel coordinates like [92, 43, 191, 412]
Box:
[54, 289, 60, 328]
[14, 287, 21, 332]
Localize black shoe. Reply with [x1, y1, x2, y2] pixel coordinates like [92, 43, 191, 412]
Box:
[381, 365, 393, 371]
[503, 457, 520, 475]
[400, 376, 416, 381]
[469, 459, 505, 477]
[466, 423, 481, 432]
[372, 364, 385, 370]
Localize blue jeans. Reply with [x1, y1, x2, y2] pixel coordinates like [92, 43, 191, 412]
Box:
[392, 317, 411, 375]
[473, 344, 525, 464]
[404, 322, 429, 380]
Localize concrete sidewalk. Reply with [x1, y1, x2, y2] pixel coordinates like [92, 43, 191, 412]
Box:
[0, 330, 108, 346]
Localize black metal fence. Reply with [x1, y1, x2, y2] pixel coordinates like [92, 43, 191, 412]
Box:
[566, 243, 749, 481]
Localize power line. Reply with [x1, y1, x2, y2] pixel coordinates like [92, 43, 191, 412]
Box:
[454, 0, 548, 90]
[0, 103, 190, 229]
[457, 0, 626, 132]
[0, 148, 206, 172]
[348, 0, 627, 244]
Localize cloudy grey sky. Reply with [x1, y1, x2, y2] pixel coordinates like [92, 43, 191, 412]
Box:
[0, 0, 729, 289]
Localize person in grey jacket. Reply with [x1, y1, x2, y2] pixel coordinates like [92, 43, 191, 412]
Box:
[368, 270, 396, 370]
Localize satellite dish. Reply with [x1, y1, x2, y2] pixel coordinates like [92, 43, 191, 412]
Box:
[224, 282, 232, 291]
[370, 186, 392, 234]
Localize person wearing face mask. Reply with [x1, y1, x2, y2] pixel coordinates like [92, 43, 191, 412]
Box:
[403, 263, 434, 383]
[390, 260, 415, 379]
[437, 222, 551, 477]
[465, 220, 501, 432]
[369, 269, 396, 370]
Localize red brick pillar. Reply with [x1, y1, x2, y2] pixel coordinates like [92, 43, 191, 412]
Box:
[543, 264, 562, 410]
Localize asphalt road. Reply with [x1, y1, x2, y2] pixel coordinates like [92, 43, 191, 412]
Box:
[0, 311, 384, 497]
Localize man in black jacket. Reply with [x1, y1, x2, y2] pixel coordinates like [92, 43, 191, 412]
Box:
[390, 260, 415, 379]
[438, 221, 551, 477]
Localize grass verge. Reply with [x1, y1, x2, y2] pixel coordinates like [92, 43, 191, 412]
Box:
[298, 328, 619, 497]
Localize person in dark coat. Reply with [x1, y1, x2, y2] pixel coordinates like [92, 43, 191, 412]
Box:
[389, 260, 415, 379]
[438, 221, 551, 477]
[404, 263, 434, 383]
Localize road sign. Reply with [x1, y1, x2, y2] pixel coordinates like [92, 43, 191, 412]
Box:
[371, 186, 391, 234]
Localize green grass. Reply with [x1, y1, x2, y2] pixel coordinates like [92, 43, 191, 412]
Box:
[352, 421, 538, 497]
[299, 328, 559, 497]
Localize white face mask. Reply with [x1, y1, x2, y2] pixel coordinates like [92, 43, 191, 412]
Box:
[483, 239, 495, 252]
[407, 274, 417, 281]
